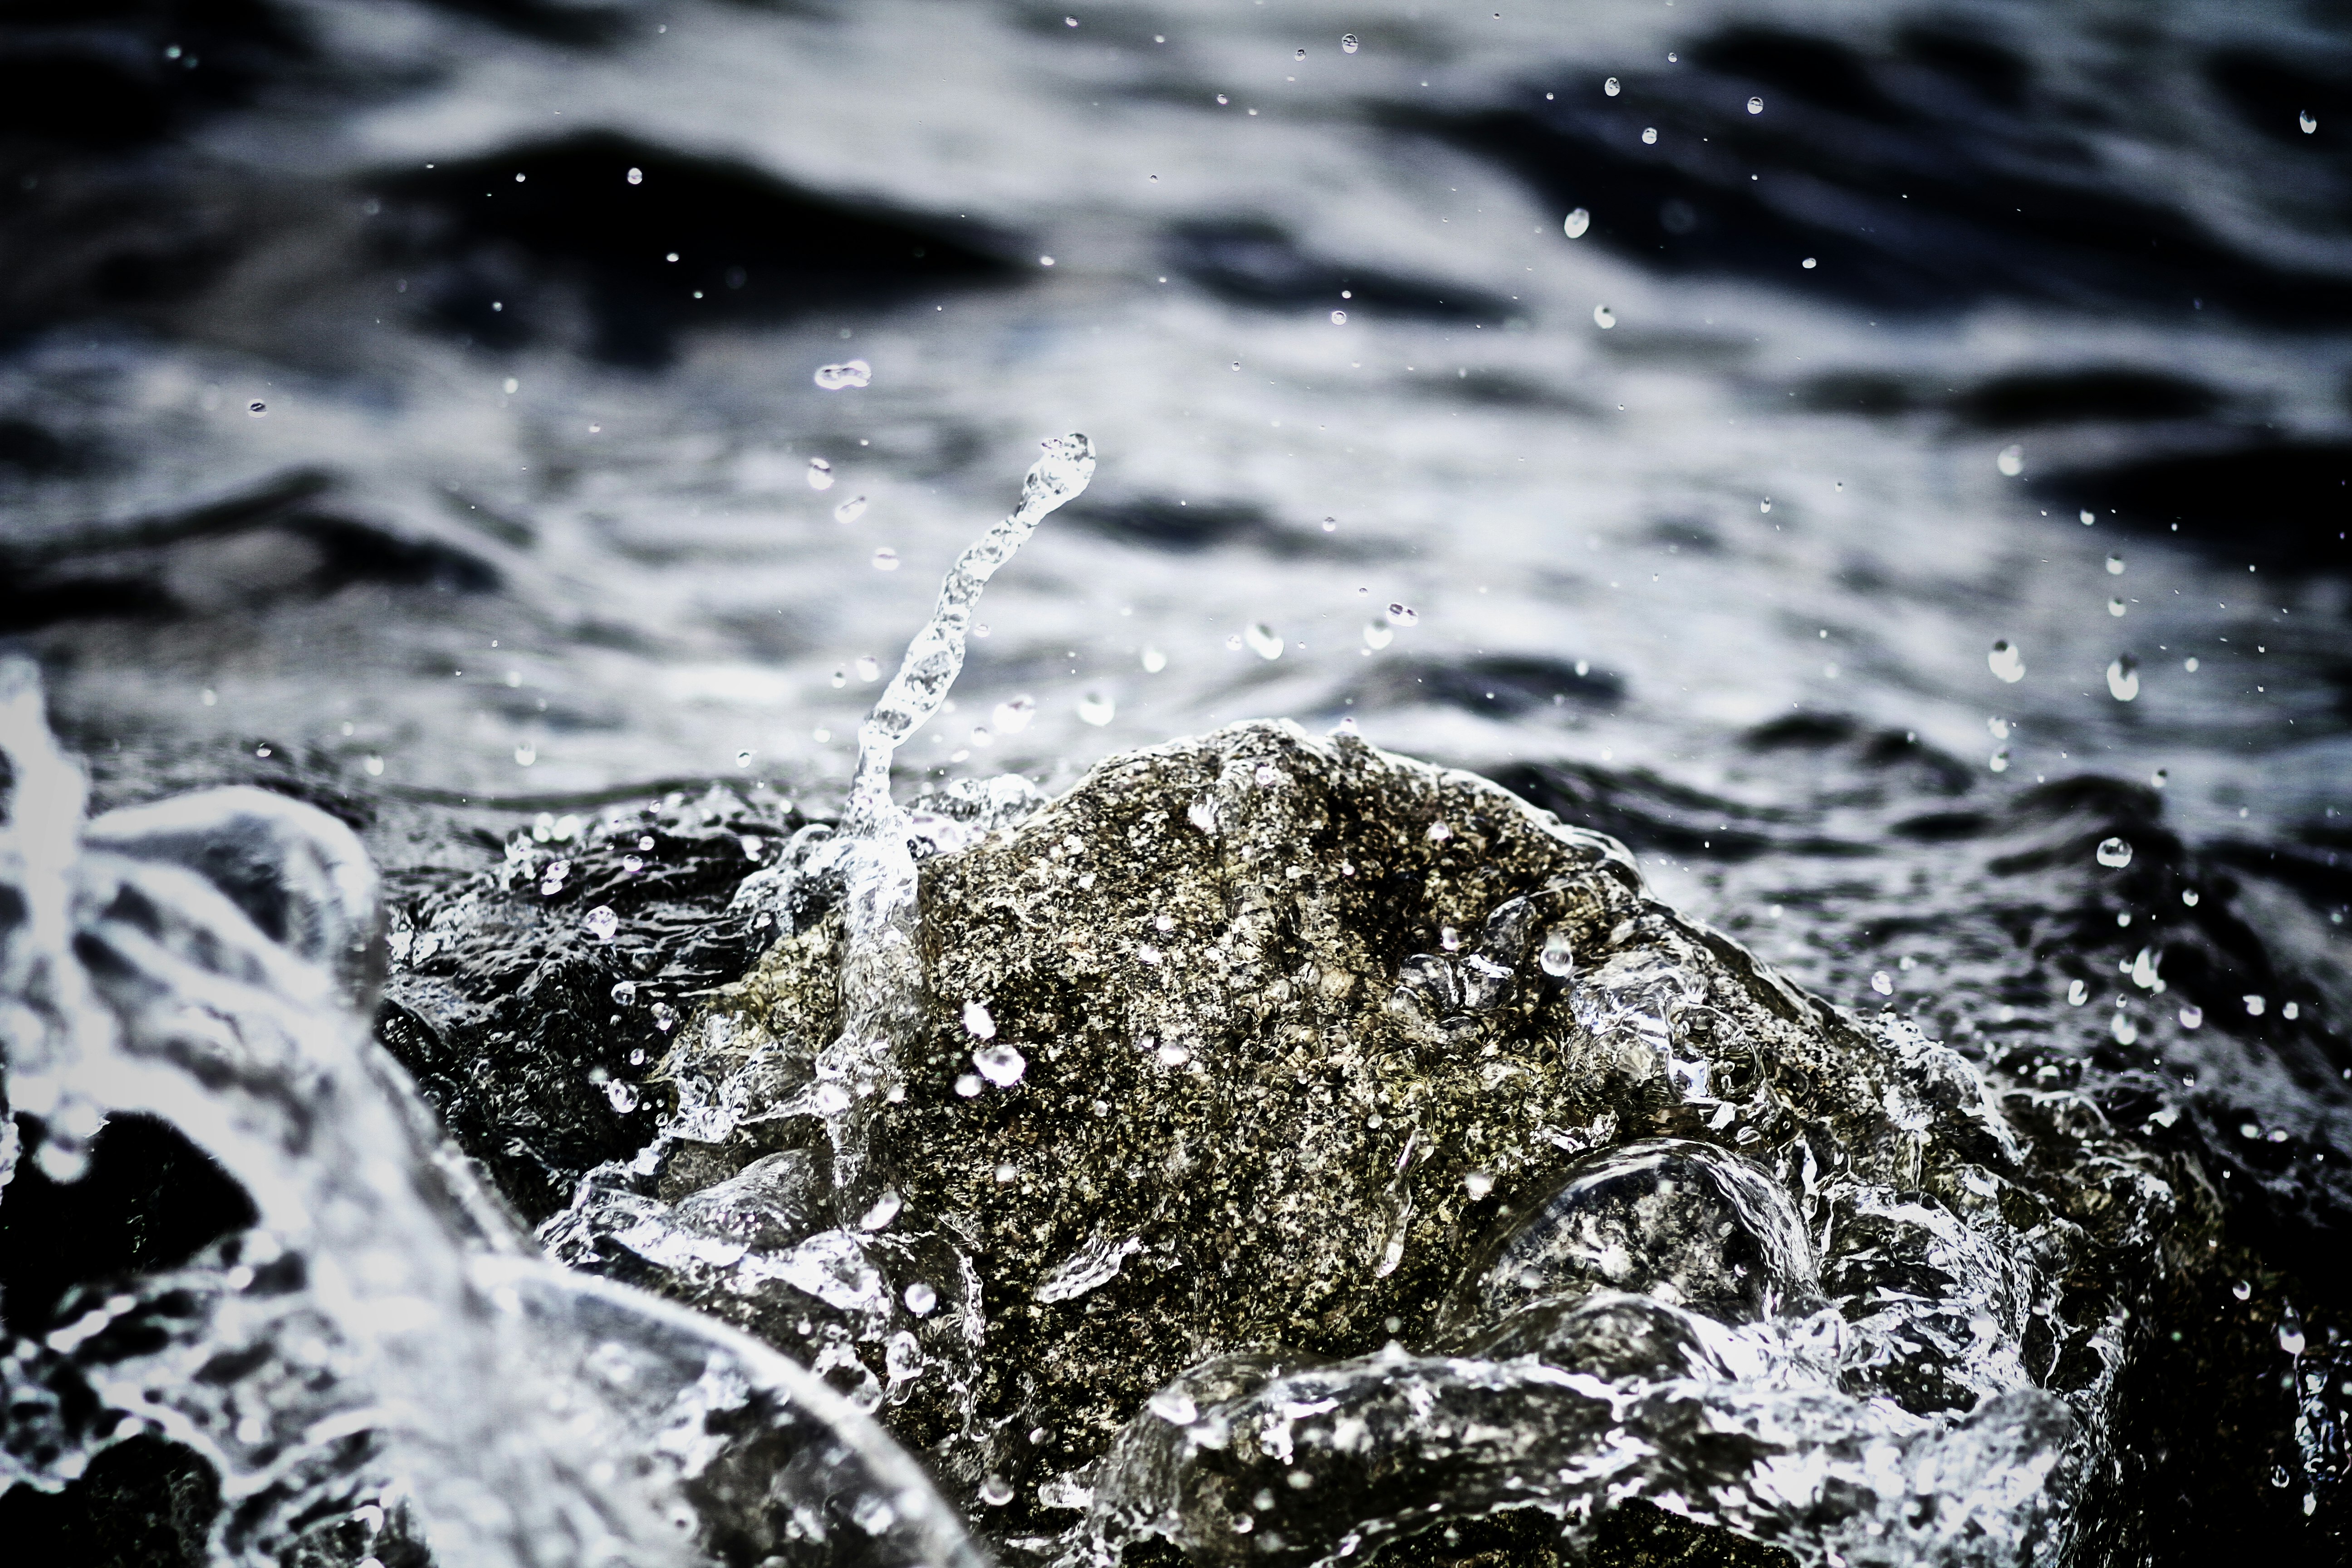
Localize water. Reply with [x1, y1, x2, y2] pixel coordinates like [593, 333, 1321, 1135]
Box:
[2, 0, 2349, 1562]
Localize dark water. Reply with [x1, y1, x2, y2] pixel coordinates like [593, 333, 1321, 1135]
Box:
[2, 0, 2349, 1561]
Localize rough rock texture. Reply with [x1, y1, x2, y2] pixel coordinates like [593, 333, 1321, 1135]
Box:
[615, 719, 2180, 1559]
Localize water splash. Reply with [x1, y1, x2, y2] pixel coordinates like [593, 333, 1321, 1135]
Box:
[0, 657, 991, 1568]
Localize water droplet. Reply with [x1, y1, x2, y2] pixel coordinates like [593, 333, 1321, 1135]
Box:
[1747, 95, 1764, 113]
[904, 1280, 938, 1316]
[1141, 644, 1167, 672]
[1759, 498, 1772, 513]
[1564, 207, 1591, 239]
[2108, 597, 2128, 618]
[1988, 639, 2026, 683]
[955, 1073, 983, 1096]
[610, 981, 638, 1006]
[1989, 749, 2009, 772]
[872, 547, 899, 570]
[974, 1042, 1027, 1087]
[2107, 656, 2140, 701]
[1330, 309, 1348, 325]
[1801, 256, 1817, 269]
[1538, 929, 1575, 979]
[807, 457, 835, 490]
[1149, 1387, 1198, 1424]
[583, 905, 619, 943]
[2068, 979, 2088, 1006]
[363, 754, 383, 776]
[853, 655, 881, 682]
[2244, 994, 2267, 1017]
[1244, 622, 1284, 659]
[1603, 76, 1620, 96]
[603, 1079, 639, 1113]
[1386, 603, 1419, 627]
[2233, 1279, 2254, 1300]
[2281, 1312, 2307, 1356]
[2182, 888, 2199, 906]
[1871, 970, 1894, 995]
[1592, 304, 1616, 328]
[2106, 554, 2125, 575]
[1996, 443, 2024, 477]
[2179, 1003, 2203, 1029]
[1077, 690, 1116, 725]
[247, 400, 267, 416]
[1341, 33, 1360, 54]
[1295, 48, 1306, 60]
[2111, 1012, 2138, 1045]
[651, 1001, 678, 1032]
[979, 1474, 1015, 1507]
[1988, 716, 2010, 739]
[514, 743, 538, 766]
[1363, 619, 1393, 649]
[626, 167, 643, 185]
[993, 695, 1036, 733]
[1641, 127, 1658, 144]
[2096, 837, 2132, 868]
[963, 1000, 996, 1039]
[860, 1189, 904, 1230]
[833, 495, 868, 524]
[1322, 515, 1338, 531]
[2301, 110, 2318, 133]
[1156, 1039, 1192, 1067]
[814, 359, 872, 391]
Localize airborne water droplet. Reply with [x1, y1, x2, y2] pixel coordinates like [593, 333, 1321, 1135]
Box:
[1141, 645, 1167, 672]
[1386, 603, 1419, 627]
[994, 695, 1036, 733]
[872, 548, 899, 570]
[1340, 33, 1359, 54]
[963, 1000, 996, 1039]
[860, 1189, 904, 1230]
[2107, 657, 2140, 701]
[1988, 639, 2025, 683]
[1604, 76, 1620, 95]
[1871, 970, 1894, 995]
[1330, 309, 1348, 325]
[1077, 690, 1115, 725]
[1363, 619, 1393, 649]
[807, 457, 834, 490]
[834, 495, 868, 524]
[1564, 207, 1591, 239]
[813, 359, 871, 390]
[583, 905, 618, 943]
[1747, 95, 1764, 113]
[2107, 554, 2125, 575]
[2096, 836, 2132, 868]
[2108, 597, 2127, 618]
[904, 1280, 937, 1315]
[974, 1042, 1027, 1086]
[2179, 1003, 2203, 1029]
[2068, 979, 2088, 1006]
[854, 655, 881, 681]
[1244, 622, 1284, 660]
[1593, 304, 1616, 328]
[2301, 110, 2318, 133]
[980, 1475, 1014, 1507]
[1996, 444, 2024, 476]
[603, 1079, 638, 1113]
[1538, 929, 1575, 979]
[1641, 127, 1658, 144]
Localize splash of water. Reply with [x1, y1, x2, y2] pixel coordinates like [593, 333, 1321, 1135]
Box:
[0, 655, 991, 1568]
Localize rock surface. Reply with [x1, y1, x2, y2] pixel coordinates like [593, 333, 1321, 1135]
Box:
[547, 718, 2193, 1563]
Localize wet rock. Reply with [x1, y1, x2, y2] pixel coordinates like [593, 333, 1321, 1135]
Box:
[620, 717, 2175, 1563]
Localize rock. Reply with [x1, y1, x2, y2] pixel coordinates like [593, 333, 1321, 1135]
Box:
[591, 717, 2182, 1563]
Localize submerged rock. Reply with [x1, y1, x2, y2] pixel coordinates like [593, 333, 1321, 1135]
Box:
[554, 717, 2189, 1565]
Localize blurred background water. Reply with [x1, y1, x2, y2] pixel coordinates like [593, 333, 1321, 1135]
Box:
[3, 0, 2351, 1555]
